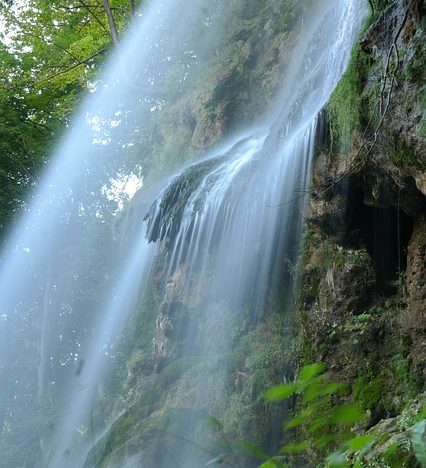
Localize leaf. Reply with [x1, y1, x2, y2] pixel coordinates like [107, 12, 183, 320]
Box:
[346, 434, 373, 452]
[285, 411, 310, 429]
[206, 416, 224, 431]
[411, 420, 426, 467]
[260, 460, 284, 468]
[236, 440, 269, 461]
[299, 363, 326, 381]
[262, 382, 298, 401]
[322, 382, 349, 396]
[331, 404, 363, 424]
[384, 442, 399, 458]
[278, 441, 309, 454]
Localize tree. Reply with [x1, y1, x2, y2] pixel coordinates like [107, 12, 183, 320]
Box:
[0, 3, 142, 464]
[103, 0, 120, 45]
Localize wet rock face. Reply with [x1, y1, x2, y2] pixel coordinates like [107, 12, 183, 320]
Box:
[153, 267, 190, 366]
[297, 0, 426, 402]
[300, 0, 425, 436]
[361, 1, 402, 58]
[361, 0, 425, 172]
[144, 157, 221, 244]
[406, 215, 426, 312]
[302, 238, 375, 360]
[317, 253, 375, 319]
[401, 214, 426, 384]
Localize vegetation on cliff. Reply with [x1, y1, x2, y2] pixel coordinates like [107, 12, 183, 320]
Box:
[0, 0, 424, 467]
[290, 0, 426, 466]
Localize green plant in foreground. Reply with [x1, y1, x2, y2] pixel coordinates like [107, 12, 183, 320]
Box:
[204, 364, 425, 467]
[412, 420, 426, 467]
[259, 363, 369, 467]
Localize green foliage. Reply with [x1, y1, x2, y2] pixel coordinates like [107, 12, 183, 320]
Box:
[354, 372, 388, 414]
[0, 0, 141, 231]
[328, 44, 370, 148]
[405, 41, 426, 84]
[262, 363, 364, 462]
[260, 461, 284, 468]
[367, 0, 394, 19]
[252, 366, 424, 468]
[412, 420, 426, 467]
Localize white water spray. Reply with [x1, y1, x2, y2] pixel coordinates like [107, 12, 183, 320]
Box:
[0, 1, 366, 467]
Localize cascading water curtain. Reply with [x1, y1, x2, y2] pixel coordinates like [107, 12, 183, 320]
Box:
[0, 1, 366, 467]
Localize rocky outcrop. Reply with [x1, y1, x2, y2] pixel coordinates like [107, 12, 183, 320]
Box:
[144, 157, 221, 243]
[299, 0, 425, 462]
[400, 214, 426, 385]
[153, 266, 191, 367]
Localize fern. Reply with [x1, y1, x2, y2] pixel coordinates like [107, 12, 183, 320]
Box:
[412, 420, 426, 468]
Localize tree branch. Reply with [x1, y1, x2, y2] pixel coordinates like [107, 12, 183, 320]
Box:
[37, 48, 106, 84]
[19, 117, 51, 132]
[57, 3, 124, 12]
[20, 31, 81, 63]
[77, 0, 110, 36]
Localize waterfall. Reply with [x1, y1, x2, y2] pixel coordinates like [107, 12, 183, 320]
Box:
[0, 1, 366, 467]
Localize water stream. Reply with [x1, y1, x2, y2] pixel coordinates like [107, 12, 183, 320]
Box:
[0, 1, 366, 467]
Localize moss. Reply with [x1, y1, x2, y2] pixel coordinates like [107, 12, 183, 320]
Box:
[353, 353, 418, 426]
[327, 43, 371, 149]
[367, 0, 394, 19]
[354, 373, 388, 416]
[405, 39, 426, 84]
[101, 306, 297, 465]
[390, 137, 423, 170]
[300, 312, 315, 363]
[350, 397, 426, 467]
[421, 118, 426, 139]
[391, 351, 419, 396]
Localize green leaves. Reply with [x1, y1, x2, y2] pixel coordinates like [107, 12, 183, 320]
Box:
[299, 362, 325, 380]
[237, 440, 270, 462]
[260, 363, 367, 466]
[262, 382, 298, 401]
[346, 434, 373, 452]
[259, 460, 284, 468]
[331, 404, 363, 424]
[206, 416, 225, 432]
[278, 441, 309, 454]
[412, 420, 426, 467]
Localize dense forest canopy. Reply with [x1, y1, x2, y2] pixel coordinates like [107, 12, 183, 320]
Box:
[0, 0, 143, 229]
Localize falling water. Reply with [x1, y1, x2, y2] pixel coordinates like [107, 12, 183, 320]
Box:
[0, 0, 366, 467]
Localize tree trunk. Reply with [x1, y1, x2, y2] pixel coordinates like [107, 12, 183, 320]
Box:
[103, 0, 120, 45]
[129, 0, 136, 17]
